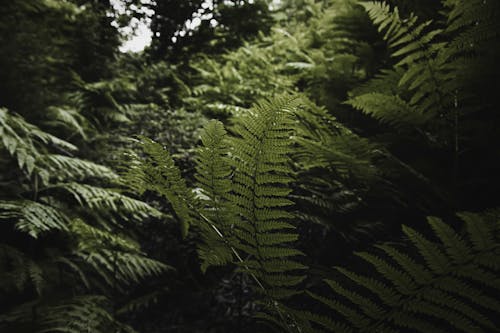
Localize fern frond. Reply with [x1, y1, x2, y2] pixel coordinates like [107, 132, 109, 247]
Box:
[309, 212, 500, 332]
[0, 200, 69, 238]
[45, 106, 89, 139]
[222, 96, 307, 331]
[347, 93, 428, 128]
[229, 96, 305, 284]
[194, 119, 237, 271]
[38, 296, 137, 333]
[0, 108, 77, 156]
[71, 220, 170, 288]
[57, 182, 161, 219]
[41, 154, 118, 182]
[350, 2, 451, 127]
[122, 137, 195, 237]
[0, 244, 45, 295]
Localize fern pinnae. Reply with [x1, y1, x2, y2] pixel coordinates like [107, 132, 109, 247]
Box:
[459, 212, 496, 252]
[194, 119, 237, 270]
[136, 136, 195, 237]
[374, 244, 433, 285]
[356, 252, 417, 295]
[427, 216, 471, 263]
[402, 225, 449, 275]
[352, 1, 451, 129]
[310, 213, 500, 332]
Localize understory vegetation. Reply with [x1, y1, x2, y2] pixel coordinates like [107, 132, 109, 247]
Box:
[1, 0, 499, 332]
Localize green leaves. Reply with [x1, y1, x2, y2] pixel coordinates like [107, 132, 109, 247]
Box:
[195, 120, 236, 271]
[349, 2, 450, 128]
[0, 200, 69, 238]
[1, 105, 167, 332]
[125, 96, 307, 329]
[309, 212, 500, 332]
[123, 136, 195, 237]
[228, 96, 306, 298]
[347, 92, 428, 128]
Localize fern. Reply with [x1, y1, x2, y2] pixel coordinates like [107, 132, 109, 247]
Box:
[44, 105, 89, 139]
[306, 212, 500, 332]
[1, 103, 168, 332]
[347, 1, 451, 127]
[0, 296, 137, 333]
[445, 0, 500, 51]
[57, 182, 161, 220]
[39, 296, 137, 333]
[347, 92, 429, 128]
[124, 96, 307, 330]
[0, 244, 45, 295]
[290, 99, 385, 241]
[121, 137, 196, 237]
[0, 200, 69, 238]
[41, 155, 118, 182]
[194, 119, 237, 271]
[225, 97, 307, 331]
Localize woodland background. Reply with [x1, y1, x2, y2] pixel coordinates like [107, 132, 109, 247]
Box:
[1, 0, 500, 332]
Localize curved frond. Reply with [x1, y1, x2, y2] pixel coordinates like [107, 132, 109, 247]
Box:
[308, 212, 500, 332]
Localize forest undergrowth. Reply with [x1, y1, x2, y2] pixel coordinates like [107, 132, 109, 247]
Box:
[1, 0, 499, 332]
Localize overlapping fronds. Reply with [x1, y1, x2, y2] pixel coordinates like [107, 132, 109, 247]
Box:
[41, 155, 118, 181]
[289, 100, 384, 240]
[39, 296, 137, 333]
[0, 108, 76, 178]
[71, 218, 168, 286]
[0, 244, 44, 295]
[0, 296, 137, 333]
[307, 212, 500, 332]
[347, 1, 451, 127]
[445, 0, 500, 52]
[123, 97, 307, 330]
[0, 107, 119, 184]
[348, 93, 428, 128]
[45, 105, 89, 139]
[1, 103, 168, 332]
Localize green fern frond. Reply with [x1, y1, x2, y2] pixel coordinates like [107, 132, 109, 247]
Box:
[38, 296, 137, 333]
[347, 92, 429, 128]
[116, 287, 169, 315]
[70, 219, 139, 252]
[0, 200, 69, 238]
[228, 96, 306, 297]
[194, 119, 237, 271]
[122, 97, 306, 330]
[71, 220, 169, 288]
[349, 2, 451, 127]
[218, 96, 308, 332]
[349, 68, 404, 97]
[0, 108, 77, 155]
[122, 137, 195, 237]
[57, 182, 161, 219]
[45, 106, 89, 139]
[41, 154, 118, 181]
[0, 244, 45, 295]
[309, 212, 500, 332]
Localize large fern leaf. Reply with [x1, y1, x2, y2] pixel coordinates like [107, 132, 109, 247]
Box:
[307, 212, 500, 332]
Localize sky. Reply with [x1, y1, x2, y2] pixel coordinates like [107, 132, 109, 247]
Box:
[110, 0, 281, 53]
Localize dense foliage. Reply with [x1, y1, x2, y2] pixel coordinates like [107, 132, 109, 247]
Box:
[1, 0, 499, 332]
